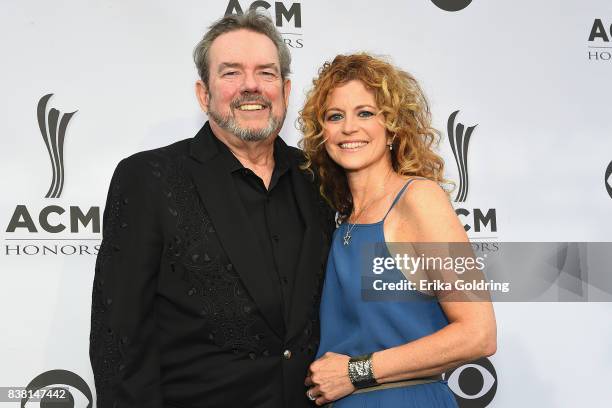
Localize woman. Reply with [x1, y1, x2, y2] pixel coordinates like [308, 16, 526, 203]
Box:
[299, 53, 496, 407]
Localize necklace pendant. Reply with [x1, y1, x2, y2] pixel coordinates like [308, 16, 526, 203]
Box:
[343, 231, 351, 246]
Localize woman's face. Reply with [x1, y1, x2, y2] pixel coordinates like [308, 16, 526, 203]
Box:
[323, 80, 391, 172]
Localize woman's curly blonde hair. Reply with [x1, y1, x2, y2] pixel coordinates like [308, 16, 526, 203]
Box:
[298, 53, 450, 218]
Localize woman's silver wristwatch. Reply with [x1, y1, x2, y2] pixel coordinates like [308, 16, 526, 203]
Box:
[348, 353, 379, 389]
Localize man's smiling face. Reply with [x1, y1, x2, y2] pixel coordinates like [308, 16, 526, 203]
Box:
[202, 29, 290, 141]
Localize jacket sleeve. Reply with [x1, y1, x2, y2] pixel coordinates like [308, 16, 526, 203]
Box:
[89, 156, 164, 408]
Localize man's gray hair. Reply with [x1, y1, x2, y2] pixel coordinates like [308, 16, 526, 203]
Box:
[193, 10, 291, 87]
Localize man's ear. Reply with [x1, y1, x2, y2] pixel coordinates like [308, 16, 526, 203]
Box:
[195, 80, 209, 113]
[283, 78, 291, 107]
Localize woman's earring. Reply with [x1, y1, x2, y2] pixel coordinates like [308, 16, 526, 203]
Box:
[388, 134, 396, 151]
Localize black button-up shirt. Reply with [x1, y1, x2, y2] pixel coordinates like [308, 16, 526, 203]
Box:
[213, 135, 304, 325]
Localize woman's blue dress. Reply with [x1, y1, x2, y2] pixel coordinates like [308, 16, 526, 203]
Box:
[316, 180, 459, 407]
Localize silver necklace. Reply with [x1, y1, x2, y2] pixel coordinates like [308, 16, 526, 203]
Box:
[343, 169, 393, 246]
[343, 217, 362, 246]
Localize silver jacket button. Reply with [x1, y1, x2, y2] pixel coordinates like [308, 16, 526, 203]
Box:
[283, 349, 292, 360]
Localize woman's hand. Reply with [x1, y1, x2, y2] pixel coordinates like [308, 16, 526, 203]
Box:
[305, 352, 355, 405]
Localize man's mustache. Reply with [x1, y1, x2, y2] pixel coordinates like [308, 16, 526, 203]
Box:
[231, 95, 272, 109]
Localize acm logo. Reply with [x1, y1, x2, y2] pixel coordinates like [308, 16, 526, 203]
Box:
[38, 93, 76, 199]
[225, 0, 303, 48]
[4, 94, 101, 256]
[447, 111, 497, 235]
[588, 19, 612, 61]
[443, 357, 497, 407]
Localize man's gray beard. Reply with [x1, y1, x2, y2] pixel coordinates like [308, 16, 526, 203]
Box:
[207, 106, 285, 142]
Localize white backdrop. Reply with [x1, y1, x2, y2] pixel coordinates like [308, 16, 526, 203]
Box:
[1, 1, 611, 407]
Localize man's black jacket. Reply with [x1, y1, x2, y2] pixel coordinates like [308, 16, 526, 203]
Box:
[89, 122, 334, 408]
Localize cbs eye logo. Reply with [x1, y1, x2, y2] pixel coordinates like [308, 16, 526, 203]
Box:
[21, 369, 93, 408]
[605, 160, 612, 200]
[431, 0, 472, 12]
[443, 357, 497, 408]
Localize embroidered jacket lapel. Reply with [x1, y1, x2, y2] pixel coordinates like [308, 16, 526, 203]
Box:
[186, 123, 285, 338]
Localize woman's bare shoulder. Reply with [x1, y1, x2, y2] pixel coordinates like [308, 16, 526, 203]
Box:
[393, 178, 467, 242]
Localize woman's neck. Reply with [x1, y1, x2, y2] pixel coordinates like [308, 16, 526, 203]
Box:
[346, 159, 396, 211]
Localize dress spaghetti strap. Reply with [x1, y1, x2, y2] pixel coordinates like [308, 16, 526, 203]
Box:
[382, 177, 426, 221]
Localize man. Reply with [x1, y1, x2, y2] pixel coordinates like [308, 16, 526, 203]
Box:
[90, 11, 334, 408]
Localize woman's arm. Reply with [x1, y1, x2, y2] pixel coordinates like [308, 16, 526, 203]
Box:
[373, 179, 497, 382]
